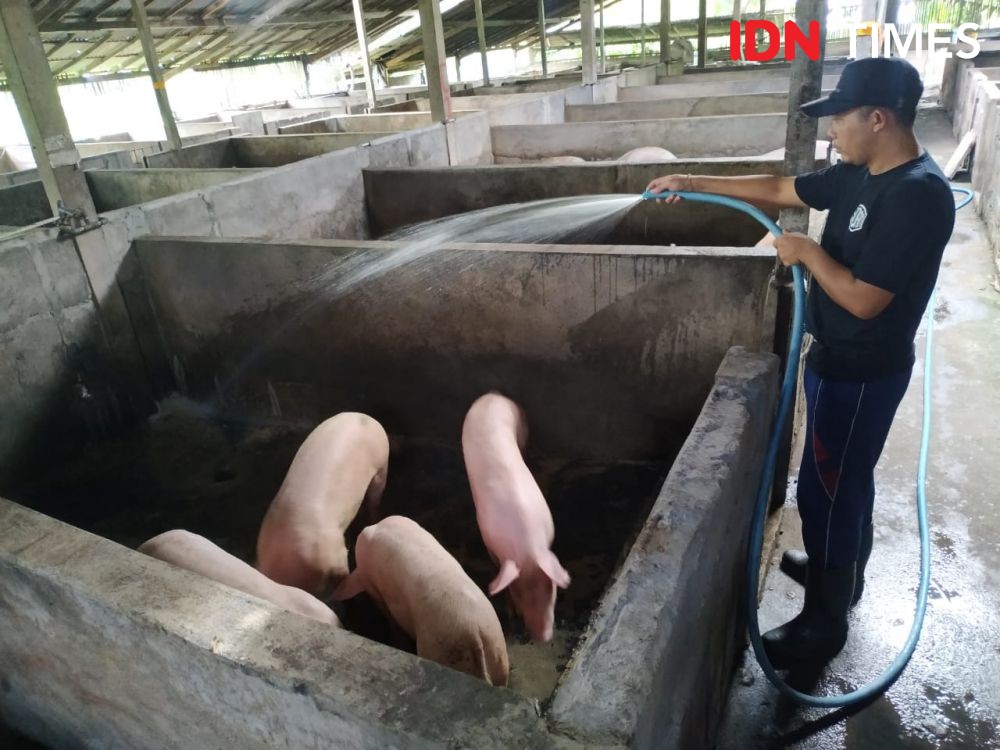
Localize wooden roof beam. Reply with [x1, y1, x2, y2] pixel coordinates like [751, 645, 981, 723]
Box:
[50, 31, 113, 76]
[41, 10, 391, 33]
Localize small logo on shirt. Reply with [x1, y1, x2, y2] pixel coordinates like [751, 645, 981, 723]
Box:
[849, 203, 868, 232]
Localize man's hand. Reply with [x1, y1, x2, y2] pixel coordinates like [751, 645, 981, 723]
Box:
[771, 232, 896, 320]
[773, 232, 821, 267]
[645, 174, 694, 204]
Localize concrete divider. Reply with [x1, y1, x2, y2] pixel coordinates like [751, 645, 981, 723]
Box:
[177, 122, 237, 139]
[143, 134, 401, 169]
[261, 109, 343, 135]
[372, 99, 420, 113]
[0, 498, 553, 749]
[618, 65, 659, 87]
[86, 169, 266, 211]
[0, 180, 49, 226]
[446, 111, 493, 165]
[124, 237, 777, 460]
[567, 90, 826, 121]
[144, 138, 236, 168]
[492, 113, 791, 160]
[417, 91, 567, 125]
[620, 74, 842, 101]
[550, 346, 779, 748]
[280, 110, 478, 135]
[948, 57, 1000, 138]
[231, 134, 400, 167]
[230, 111, 266, 136]
[363, 160, 814, 243]
[0, 150, 135, 187]
[959, 72, 1000, 259]
[653, 59, 848, 86]
[76, 141, 160, 159]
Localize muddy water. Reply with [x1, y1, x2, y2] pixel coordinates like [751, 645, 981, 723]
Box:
[11, 398, 671, 703]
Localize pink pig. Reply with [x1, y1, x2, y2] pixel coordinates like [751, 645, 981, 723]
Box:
[139, 530, 341, 627]
[256, 412, 389, 600]
[462, 392, 570, 642]
[333, 515, 510, 686]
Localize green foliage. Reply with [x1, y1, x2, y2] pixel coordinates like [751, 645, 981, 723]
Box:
[915, 0, 1000, 25]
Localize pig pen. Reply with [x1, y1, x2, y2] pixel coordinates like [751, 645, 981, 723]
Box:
[362, 160, 826, 247]
[0, 169, 265, 228]
[0, 231, 780, 749]
[491, 113, 809, 162]
[277, 110, 479, 136]
[143, 134, 399, 169]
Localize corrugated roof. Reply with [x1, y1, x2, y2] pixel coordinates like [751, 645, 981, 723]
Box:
[0, 0, 590, 86]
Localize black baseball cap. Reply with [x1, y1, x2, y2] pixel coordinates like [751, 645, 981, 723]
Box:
[801, 57, 923, 118]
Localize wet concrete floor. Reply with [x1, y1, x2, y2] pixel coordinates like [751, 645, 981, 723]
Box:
[717, 108, 1000, 749]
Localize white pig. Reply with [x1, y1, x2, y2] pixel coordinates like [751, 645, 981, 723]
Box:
[333, 515, 509, 686]
[618, 146, 677, 163]
[139, 530, 340, 626]
[256, 412, 389, 599]
[540, 155, 586, 164]
[462, 392, 570, 643]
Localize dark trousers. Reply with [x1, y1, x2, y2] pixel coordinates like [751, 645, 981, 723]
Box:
[796, 363, 912, 569]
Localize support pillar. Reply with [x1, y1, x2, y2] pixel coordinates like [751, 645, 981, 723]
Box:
[659, 0, 671, 65]
[732, 0, 744, 61]
[0, 0, 96, 222]
[599, 1, 606, 73]
[697, 0, 708, 68]
[351, 0, 377, 111]
[781, 0, 827, 233]
[640, 0, 646, 66]
[131, 0, 182, 151]
[883, 0, 899, 26]
[758, 0, 766, 49]
[580, 0, 597, 85]
[418, 0, 453, 123]
[772, 0, 828, 508]
[473, 0, 490, 85]
[538, 0, 548, 77]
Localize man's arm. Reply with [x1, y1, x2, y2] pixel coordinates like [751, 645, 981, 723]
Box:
[645, 173, 806, 210]
[774, 233, 895, 320]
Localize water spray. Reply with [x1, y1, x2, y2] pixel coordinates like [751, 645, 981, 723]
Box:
[641, 185, 974, 709]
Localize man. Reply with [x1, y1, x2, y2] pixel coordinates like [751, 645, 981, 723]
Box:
[646, 56, 955, 668]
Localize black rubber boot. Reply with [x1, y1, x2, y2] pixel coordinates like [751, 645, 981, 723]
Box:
[762, 562, 856, 670]
[779, 523, 873, 605]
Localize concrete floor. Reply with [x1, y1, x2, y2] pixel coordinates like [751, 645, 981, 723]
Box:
[718, 109, 1000, 749]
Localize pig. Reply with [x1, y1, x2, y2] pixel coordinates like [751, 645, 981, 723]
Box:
[617, 146, 677, 163]
[333, 515, 509, 686]
[139, 530, 340, 626]
[539, 155, 586, 164]
[256, 412, 389, 599]
[461, 392, 570, 643]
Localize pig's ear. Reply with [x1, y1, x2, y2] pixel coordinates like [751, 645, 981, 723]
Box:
[332, 571, 365, 601]
[488, 559, 520, 595]
[540, 551, 571, 589]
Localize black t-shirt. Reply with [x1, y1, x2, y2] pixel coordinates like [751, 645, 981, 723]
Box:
[794, 153, 955, 381]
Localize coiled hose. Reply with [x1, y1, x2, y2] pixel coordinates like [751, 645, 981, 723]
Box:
[641, 185, 974, 707]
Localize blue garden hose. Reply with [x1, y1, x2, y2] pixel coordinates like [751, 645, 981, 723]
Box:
[642, 185, 974, 708]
